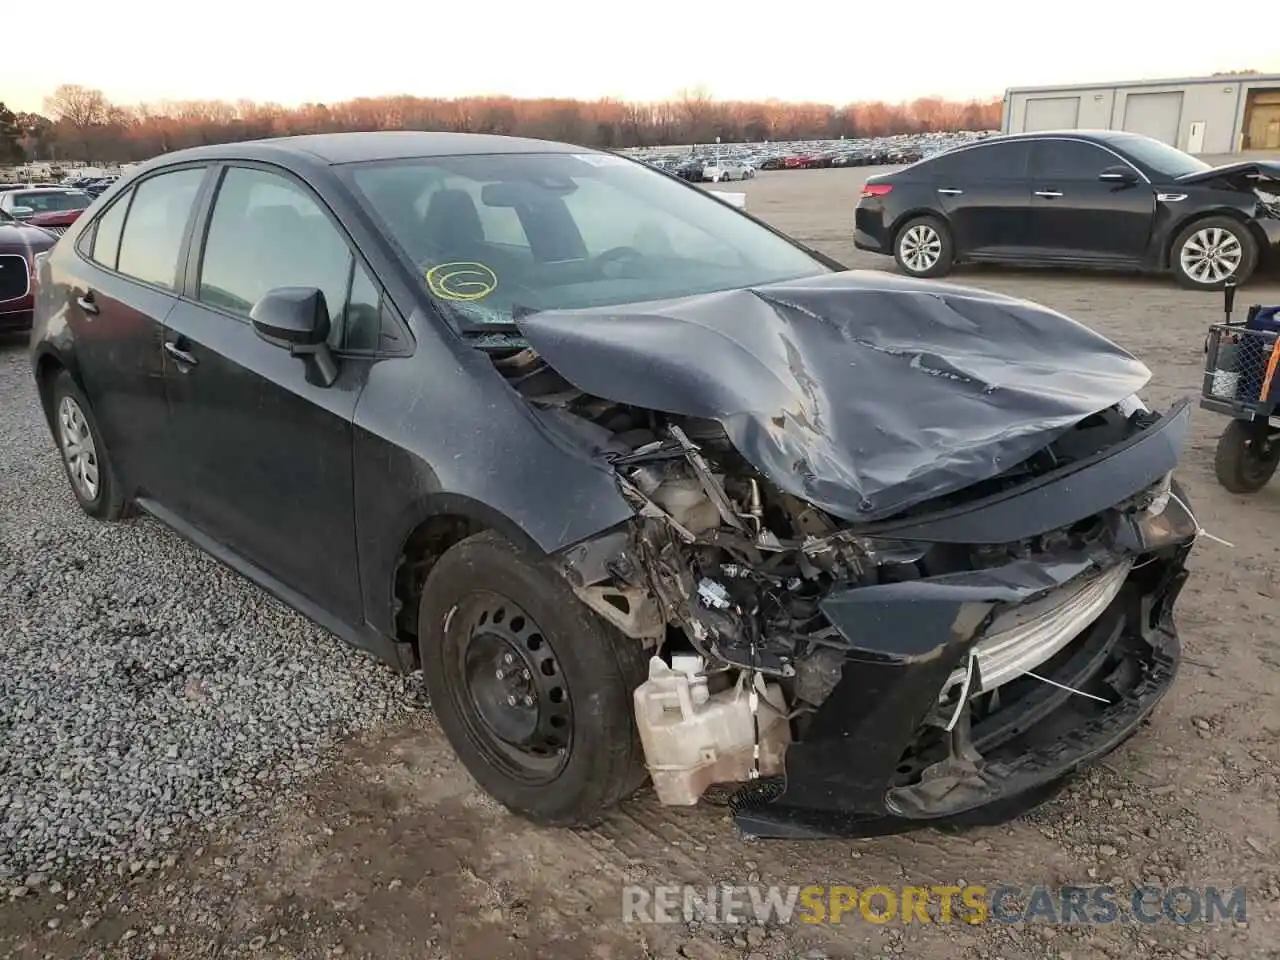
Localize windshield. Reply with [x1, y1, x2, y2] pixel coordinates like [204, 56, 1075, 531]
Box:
[1106, 134, 1211, 178]
[13, 191, 91, 213]
[343, 152, 828, 330]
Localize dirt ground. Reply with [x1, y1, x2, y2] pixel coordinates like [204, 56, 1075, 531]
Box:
[4, 166, 1280, 960]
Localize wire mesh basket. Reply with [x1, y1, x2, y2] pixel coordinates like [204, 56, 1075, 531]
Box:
[1203, 323, 1280, 410]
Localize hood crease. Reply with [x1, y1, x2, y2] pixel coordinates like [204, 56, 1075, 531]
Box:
[515, 271, 1151, 522]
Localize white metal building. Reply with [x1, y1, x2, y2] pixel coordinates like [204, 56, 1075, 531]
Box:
[1002, 74, 1280, 155]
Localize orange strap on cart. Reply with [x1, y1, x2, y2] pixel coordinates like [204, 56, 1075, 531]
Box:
[1260, 340, 1280, 403]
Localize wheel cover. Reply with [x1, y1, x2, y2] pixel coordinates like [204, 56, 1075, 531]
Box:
[900, 224, 942, 273]
[449, 591, 573, 783]
[57, 396, 100, 501]
[1180, 227, 1243, 285]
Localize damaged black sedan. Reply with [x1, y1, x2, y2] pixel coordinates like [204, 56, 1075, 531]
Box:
[30, 132, 1198, 838]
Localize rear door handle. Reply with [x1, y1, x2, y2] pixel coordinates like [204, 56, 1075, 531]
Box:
[937, 187, 964, 195]
[1034, 190, 1064, 198]
[163, 341, 198, 368]
[76, 292, 99, 315]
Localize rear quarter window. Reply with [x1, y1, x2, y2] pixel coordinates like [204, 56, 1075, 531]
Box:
[85, 192, 132, 270]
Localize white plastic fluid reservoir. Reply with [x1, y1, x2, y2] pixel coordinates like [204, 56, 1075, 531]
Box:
[651, 478, 720, 535]
[633, 656, 790, 806]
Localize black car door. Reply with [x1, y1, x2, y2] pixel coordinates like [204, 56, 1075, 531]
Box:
[1026, 139, 1155, 263]
[60, 165, 210, 503]
[160, 163, 384, 626]
[921, 140, 1033, 257]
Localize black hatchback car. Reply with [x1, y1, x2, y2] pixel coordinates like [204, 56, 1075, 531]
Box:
[855, 130, 1280, 289]
[32, 132, 1198, 838]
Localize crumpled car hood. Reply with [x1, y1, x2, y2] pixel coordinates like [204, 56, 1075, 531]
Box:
[516, 271, 1151, 523]
[1175, 159, 1280, 187]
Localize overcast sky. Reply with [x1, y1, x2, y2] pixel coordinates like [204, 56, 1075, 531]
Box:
[3, 0, 1276, 113]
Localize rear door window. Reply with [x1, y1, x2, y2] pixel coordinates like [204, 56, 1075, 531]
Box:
[115, 168, 207, 289]
[919, 141, 1031, 181]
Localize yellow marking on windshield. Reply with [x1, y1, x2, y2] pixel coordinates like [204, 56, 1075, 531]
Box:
[425, 261, 498, 301]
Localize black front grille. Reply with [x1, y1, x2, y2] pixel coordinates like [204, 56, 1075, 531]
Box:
[41, 225, 67, 236]
[0, 254, 30, 302]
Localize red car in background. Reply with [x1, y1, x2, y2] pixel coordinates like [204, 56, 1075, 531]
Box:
[0, 208, 58, 333]
[0, 188, 93, 238]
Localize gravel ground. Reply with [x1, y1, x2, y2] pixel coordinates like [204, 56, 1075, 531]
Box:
[0, 346, 419, 884]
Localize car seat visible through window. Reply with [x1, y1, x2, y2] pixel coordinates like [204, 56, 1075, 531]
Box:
[421, 189, 486, 262]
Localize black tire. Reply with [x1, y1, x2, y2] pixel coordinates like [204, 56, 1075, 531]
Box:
[1213, 419, 1279, 493]
[1171, 216, 1257, 290]
[418, 530, 649, 826]
[893, 215, 954, 278]
[48, 370, 130, 520]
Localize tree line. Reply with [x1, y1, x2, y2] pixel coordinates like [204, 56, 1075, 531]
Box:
[3, 84, 1005, 166]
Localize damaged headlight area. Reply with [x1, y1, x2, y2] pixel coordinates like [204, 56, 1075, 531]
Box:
[493, 342, 1197, 837]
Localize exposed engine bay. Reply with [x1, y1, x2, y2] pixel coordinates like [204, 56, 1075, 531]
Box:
[455, 271, 1198, 835]
[487, 339, 1189, 818]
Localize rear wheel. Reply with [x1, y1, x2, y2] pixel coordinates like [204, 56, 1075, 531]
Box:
[1172, 217, 1257, 290]
[49, 370, 130, 520]
[419, 530, 649, 826]
[894, 215, 953, 278]
[1214, 419, 1279, 493]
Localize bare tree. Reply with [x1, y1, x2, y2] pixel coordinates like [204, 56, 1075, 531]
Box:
[19, 81, 1004, 163]
[43, 84, 110, 129]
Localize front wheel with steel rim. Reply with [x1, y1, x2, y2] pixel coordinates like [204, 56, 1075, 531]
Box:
[419, 530, 649, 826]
[48, 369, 130, 520]
[1172, 216, 1257, 290]
[893, 215, 954, 278]
[1214, 419, 1279, 493]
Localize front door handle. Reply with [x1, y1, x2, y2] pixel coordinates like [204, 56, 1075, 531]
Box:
[76, 292, 99, 315]
[164, 341, 198, 368]
[937, 187, 964, 196]
[1034, 190, 1064, 198]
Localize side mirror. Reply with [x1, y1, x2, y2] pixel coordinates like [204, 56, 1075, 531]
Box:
[11, 205, 34, 218]
[250, 287, 339, 387]
[250, 286, 330, 346]
[1098, 166, 1137, 185]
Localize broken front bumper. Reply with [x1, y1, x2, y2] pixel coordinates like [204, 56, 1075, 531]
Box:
[732, 406, 1198, 839]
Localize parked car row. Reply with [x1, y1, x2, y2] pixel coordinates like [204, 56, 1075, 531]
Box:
[854, 129, 1280, 289]
[628, 130, 996, 180]
[63, 175, 121, 198]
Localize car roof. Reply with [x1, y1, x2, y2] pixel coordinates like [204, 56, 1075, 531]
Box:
[147, 131, 589, 167]
[962, 130, 1115, 146]
[986, 130, 1163, 148]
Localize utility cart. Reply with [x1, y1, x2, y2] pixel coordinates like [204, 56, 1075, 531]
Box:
[1201, 278, 1280, 493]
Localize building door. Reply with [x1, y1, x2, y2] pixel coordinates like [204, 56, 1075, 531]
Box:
[1244, 89, 1280, 150]
[1122, 92, 1183, 145]
[1187, 121, 1206, 154]
[1023, 96, 1081, 132]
